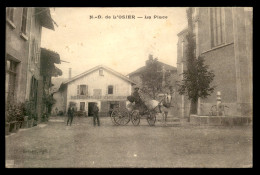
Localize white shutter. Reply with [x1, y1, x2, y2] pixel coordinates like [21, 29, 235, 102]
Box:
[77, 85, 79, 95]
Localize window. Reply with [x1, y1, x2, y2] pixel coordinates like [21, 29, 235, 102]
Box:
[6, 7, 14, 22]
[210, 7, 225, 47]
[31, 38, 40, 64]
[108, 85, 113, 94]
[77, 85, 87, 95]
[6, 59, 17, 103]
[99, 69, 104, 76]
[21, 7, 28, 34]
[80, 102, 85, 111]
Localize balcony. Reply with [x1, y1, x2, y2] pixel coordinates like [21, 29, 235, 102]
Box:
[71, 95, 127, 100]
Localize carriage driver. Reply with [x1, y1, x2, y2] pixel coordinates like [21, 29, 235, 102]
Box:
[133, 87, 142, 106]
[132, 87, 148, 114]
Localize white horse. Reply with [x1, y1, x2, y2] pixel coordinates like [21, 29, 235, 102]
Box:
[144, 93, 173, 125]
[127, 92, 173, 125]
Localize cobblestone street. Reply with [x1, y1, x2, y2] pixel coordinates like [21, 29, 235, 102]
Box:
[5, 116, 252, 168]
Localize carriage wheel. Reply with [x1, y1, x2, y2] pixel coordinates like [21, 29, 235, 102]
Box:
[131, 110, 140, 126]
[147, 112, 156, 126]
[111, 109, 130, 125]
[111, 110, 120, 125]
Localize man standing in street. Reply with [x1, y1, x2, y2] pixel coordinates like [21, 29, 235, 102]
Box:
[93, 103, 100, 126]
[67, 105, 74, 126]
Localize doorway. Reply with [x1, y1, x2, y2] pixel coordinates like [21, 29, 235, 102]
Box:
[88, 102, 96, 117]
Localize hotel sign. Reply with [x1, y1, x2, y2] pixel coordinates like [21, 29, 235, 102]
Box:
[71, 95, 127, 100]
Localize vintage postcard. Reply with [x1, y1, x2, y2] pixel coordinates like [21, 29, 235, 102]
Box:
[5, 7, 252, 168]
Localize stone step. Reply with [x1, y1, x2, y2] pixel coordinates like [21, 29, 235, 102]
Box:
[156, 118, 181, 122]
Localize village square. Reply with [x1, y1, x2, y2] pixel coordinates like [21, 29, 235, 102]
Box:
[5, 7, 252, 168]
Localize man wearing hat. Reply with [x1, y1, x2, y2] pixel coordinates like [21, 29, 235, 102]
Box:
[133, 87, 141, 105]
[132, 87, 147, 114]
[67, 104, 75, 126]
[93, 102, 100, 126]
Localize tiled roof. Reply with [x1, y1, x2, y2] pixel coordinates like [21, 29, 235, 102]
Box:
[128, 61, 177, 76]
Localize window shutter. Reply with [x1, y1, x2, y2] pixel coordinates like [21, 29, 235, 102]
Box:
[115, 85, 117, 95]
[86, 85, 88, 95]
[35, 43, 38, 63]
[106, 85, 108, 95]
[77, 85, 79, 95]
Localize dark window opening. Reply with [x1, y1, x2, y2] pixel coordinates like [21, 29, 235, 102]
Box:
[108, 85, 113, 94]
[21, 7, 28, 34]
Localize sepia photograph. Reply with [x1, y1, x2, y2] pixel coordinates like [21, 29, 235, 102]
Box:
[5, 7, 252, 168]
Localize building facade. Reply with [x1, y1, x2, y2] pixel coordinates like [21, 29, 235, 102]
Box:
[6, 7, 31, 105]
[176, 7, 253, 118]
[6, 7, 59, 119]
[55, 65, 135, 117]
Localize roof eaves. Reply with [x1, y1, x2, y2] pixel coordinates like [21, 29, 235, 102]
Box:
[63, 65, 136, 85]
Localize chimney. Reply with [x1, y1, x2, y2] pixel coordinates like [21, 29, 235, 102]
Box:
[69, 68, 72, 79]
[146, 54, 153, 66]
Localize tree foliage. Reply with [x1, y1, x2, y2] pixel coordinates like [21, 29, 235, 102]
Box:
[177, 56, 215, 102]
[140, 56, 171, 99]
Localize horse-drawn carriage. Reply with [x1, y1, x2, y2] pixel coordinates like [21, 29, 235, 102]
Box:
[110, 92, 172, 126]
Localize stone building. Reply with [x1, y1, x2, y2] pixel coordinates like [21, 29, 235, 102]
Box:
[55, 65, 135, 117]
[6, 7, 60, 119]
[176, 7, 253, 118]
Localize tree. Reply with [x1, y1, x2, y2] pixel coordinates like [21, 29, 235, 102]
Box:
[178, 56, 215, 114]
[177, 8, 215, 115]
[140, 55, 171, 99]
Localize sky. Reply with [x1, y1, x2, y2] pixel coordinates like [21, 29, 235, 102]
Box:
[41, 7, 187, 78]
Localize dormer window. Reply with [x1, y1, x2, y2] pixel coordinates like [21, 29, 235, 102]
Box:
[99, 69, 104, 76]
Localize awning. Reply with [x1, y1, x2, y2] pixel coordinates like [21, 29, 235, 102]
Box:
[41, 48, 60, 64]
[40, 48, 62, 77]
[53, 66, 63, 77]
[35, 7, 55, 30]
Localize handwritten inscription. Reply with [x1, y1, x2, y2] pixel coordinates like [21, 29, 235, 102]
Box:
[89, 15, 168, 20]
